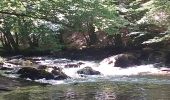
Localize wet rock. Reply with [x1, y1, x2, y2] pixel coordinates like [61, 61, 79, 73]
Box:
[17, 67, 54, 80]
[114, 54, 140, 68]
[77, 67, 101, 75]
[161, 68, 170, 72]
[1, 62, 18, 70]
[6, 59, 22, 65]
[77, 62, 85, 65]
[52, 68, 69, 80]
[22, 60, 33, 66]
[99, 56, 116, 67]
[6, 59, 33, 66]
[65, 64, 80, 68]
[30, 57, 45, 61]
[64, 62, 85, 68]
[100, 53, 140, 68]
[17, 67, 69, 80]
[53, 59, 72, 64]
[0, 67, 13, 70]
[25, 57, 45, 65]
[0, 63, 14, 70]
[108, 61, 113, 64]
[37, 65, 48, 70]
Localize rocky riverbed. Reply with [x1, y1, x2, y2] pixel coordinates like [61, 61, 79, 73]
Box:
[0, 53, 170, 85]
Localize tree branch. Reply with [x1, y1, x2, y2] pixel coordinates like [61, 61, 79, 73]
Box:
[0, 11, 72, 28]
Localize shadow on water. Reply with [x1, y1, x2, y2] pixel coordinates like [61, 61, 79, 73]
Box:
[1, 81, 170, 100]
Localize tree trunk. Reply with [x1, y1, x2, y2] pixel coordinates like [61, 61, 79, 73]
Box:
[3, 30, 19, 52]
[3, 35, 12, 51]
[15, 32, 19, 46]
[87, 23, 96, 46]
[28, 34, 39, 48]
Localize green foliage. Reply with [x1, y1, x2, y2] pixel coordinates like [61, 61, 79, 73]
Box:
[0, 0, 130, 52]
[136, 0, 170, 28]
[0, 0, 169, 51]
[57, 0, 129, 34]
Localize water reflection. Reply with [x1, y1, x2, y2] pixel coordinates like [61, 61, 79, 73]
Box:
[64, 89, 78, 99]
[95, 89, 116, 100]
[1, 81, 170, 100]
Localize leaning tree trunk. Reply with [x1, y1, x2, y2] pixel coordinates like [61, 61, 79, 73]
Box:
[3, 30, 19, 52]
[3, 35, 13, 51]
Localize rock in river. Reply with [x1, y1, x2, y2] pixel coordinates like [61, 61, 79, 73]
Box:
[17, 67, 54, 80]
[114, 54, 140, 68]
[51, 67, 69, 80]
[77, 67, 101, 75]
[17, 67, 69, 80]
[100, 53, 140, 68]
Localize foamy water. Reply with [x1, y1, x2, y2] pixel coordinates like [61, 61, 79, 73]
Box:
[28, 56, 167, 85]
[1, 56, 167, 85]
[40, 57, 161, 77]
[94, 64, 160, 76]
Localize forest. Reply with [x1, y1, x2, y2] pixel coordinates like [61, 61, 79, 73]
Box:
[0, 0, 170, 100]
[0, 0, 169, 54]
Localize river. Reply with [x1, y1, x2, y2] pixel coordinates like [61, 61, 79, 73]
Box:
[0, 57, 170, 100]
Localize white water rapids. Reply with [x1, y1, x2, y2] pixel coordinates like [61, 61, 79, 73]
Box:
[30, 56, 169, 85]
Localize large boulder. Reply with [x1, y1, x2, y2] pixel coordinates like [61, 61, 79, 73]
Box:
[114, 54, 140, 68]
[77, 67, 101, 75]
[17, 67, 54, 80]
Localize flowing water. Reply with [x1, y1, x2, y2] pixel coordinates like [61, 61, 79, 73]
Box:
[0, 57, 170, 100]
[1, 78, 170, 100]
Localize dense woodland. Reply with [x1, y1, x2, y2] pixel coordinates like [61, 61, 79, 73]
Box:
[0, 0, 169, 55]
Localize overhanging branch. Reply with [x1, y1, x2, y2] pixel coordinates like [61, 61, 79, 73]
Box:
[0, 11, 73, 28]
